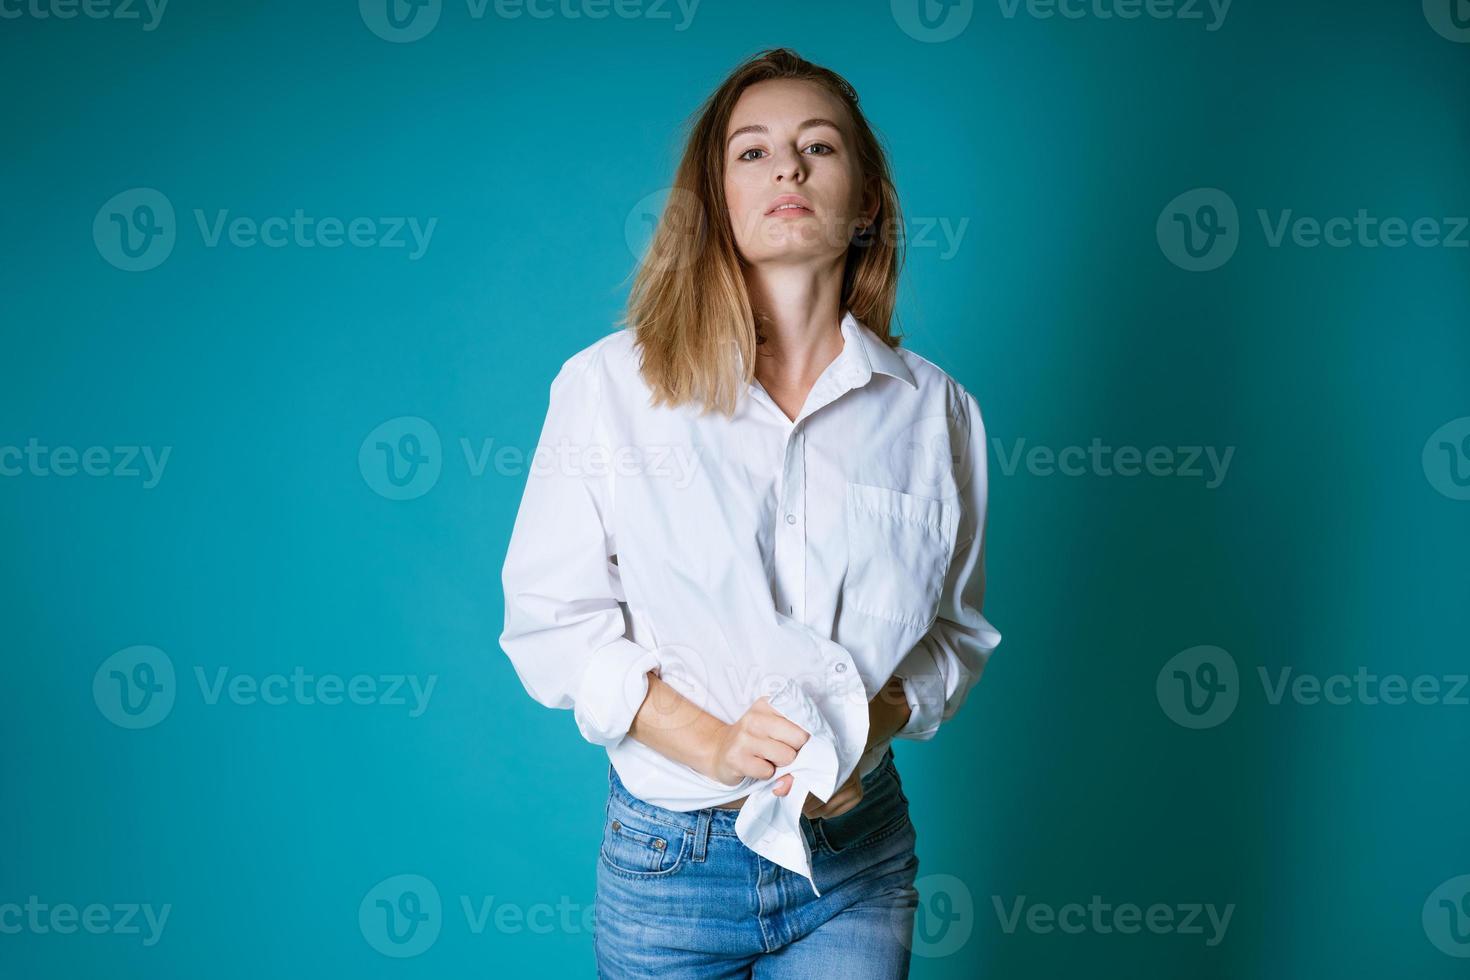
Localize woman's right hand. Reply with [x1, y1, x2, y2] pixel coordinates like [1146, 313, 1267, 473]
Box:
[704, 696, 811, 788]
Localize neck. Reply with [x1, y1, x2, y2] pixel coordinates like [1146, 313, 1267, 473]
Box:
[745, 260, 846, 388]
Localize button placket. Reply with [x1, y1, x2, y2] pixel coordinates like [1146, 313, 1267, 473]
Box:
[776, 428, 807, 621]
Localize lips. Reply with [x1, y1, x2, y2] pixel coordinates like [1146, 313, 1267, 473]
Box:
[765, 195, 814, 216]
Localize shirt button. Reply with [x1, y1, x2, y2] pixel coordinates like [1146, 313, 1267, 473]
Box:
[785, 513, 797, 525]
[834, 663, 847, 673]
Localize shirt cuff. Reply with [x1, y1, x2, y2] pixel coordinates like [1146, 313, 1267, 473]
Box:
[894, 645, 945, 741]
[571, 640, 662, 746]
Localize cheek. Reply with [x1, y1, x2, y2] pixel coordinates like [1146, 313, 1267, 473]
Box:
[824, 161, 862, 212]
[724, 177, 765, 239]
[725, 169, 762, 207]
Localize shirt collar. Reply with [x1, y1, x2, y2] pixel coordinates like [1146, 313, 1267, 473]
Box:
[745, 311, 918, 396]
[840, 310, 917, 390]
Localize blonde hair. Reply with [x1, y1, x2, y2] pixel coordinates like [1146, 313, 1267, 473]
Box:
[619, 47, 906, 418]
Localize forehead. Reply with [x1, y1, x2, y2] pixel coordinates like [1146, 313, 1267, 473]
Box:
[726, 78, 851, 134]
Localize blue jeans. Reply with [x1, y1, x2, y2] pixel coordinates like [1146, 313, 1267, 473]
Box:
[594, 748, 921, 978]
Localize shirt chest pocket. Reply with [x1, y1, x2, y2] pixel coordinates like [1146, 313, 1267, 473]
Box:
[842, 482, 958, 631]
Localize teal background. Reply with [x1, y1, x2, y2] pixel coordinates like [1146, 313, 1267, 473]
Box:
[3, 0, 1468, 976]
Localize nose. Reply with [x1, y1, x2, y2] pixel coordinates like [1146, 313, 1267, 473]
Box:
[773, 147, 804, 183]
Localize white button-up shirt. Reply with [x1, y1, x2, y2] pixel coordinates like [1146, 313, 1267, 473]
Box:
[499, 311, 1001, 895]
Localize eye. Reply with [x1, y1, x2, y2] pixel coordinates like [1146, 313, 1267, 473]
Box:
[804, 143, 835, 155]
[738, 147, 766, 161]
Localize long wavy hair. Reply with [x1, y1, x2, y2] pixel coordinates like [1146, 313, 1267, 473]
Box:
[619, 47, 906, 418]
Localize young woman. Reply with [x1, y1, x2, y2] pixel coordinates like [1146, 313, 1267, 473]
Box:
[500, 47, 1002, 979]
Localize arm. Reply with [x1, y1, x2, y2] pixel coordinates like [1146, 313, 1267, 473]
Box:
[499, 350, 810, 778]
[629, 670, 813, 791]
[892, 390, 1002, 741]
[499, 349, 662, 747]
[790, 676, 909, 820]
[627, 670, 727, 775]
[866, 674, 913, 751]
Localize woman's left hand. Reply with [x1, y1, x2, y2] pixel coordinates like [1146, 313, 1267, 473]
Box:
[771, 767, 864, 818]
[769, 674, 912, 817]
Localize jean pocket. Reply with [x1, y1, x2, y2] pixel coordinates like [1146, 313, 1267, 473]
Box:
[599, 798, 689, 878]
[817, 762, 912, 856]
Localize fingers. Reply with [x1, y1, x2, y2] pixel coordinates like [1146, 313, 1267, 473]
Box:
[754, 736, 799, 768]
[720, 700, 809, 786]
[806, 772, 864, 818]
[728, 733, 801, 782]
[718, 697, 832, 796]
[809, 789, 862, 818]
[748, 699, 811, 753]
[774, 771, 862, 815]
[740, 753, 777, 781]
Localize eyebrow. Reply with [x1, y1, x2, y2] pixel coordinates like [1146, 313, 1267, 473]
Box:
[726, 117, 842, 149]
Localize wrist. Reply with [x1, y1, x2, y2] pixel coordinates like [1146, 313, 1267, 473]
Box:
[693, 715, 728, 780]
[866, 677, 912, 749]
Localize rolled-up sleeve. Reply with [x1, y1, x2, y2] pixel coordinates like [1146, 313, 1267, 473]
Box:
[893, 390, 1002, 740]
[499, 348, 660, 747]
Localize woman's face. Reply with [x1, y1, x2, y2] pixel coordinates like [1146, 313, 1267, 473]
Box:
[722, 78, 876, 267]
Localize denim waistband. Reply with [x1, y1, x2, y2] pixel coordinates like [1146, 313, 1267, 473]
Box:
[606, 746, 897, 836]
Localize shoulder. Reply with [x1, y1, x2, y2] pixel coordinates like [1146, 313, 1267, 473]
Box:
[556, 327, 636, 376]
[548, 327, 645, 397]
[891, 342, 986, 429]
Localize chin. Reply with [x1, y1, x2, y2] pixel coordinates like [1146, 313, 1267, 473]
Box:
[744, 228, 835, 260]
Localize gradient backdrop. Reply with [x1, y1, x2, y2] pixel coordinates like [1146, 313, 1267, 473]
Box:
[3, 0, 1468, 976]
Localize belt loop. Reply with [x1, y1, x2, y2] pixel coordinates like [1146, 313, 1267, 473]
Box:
[807, 814, 826, 854]
[692, 809, 712, 863]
